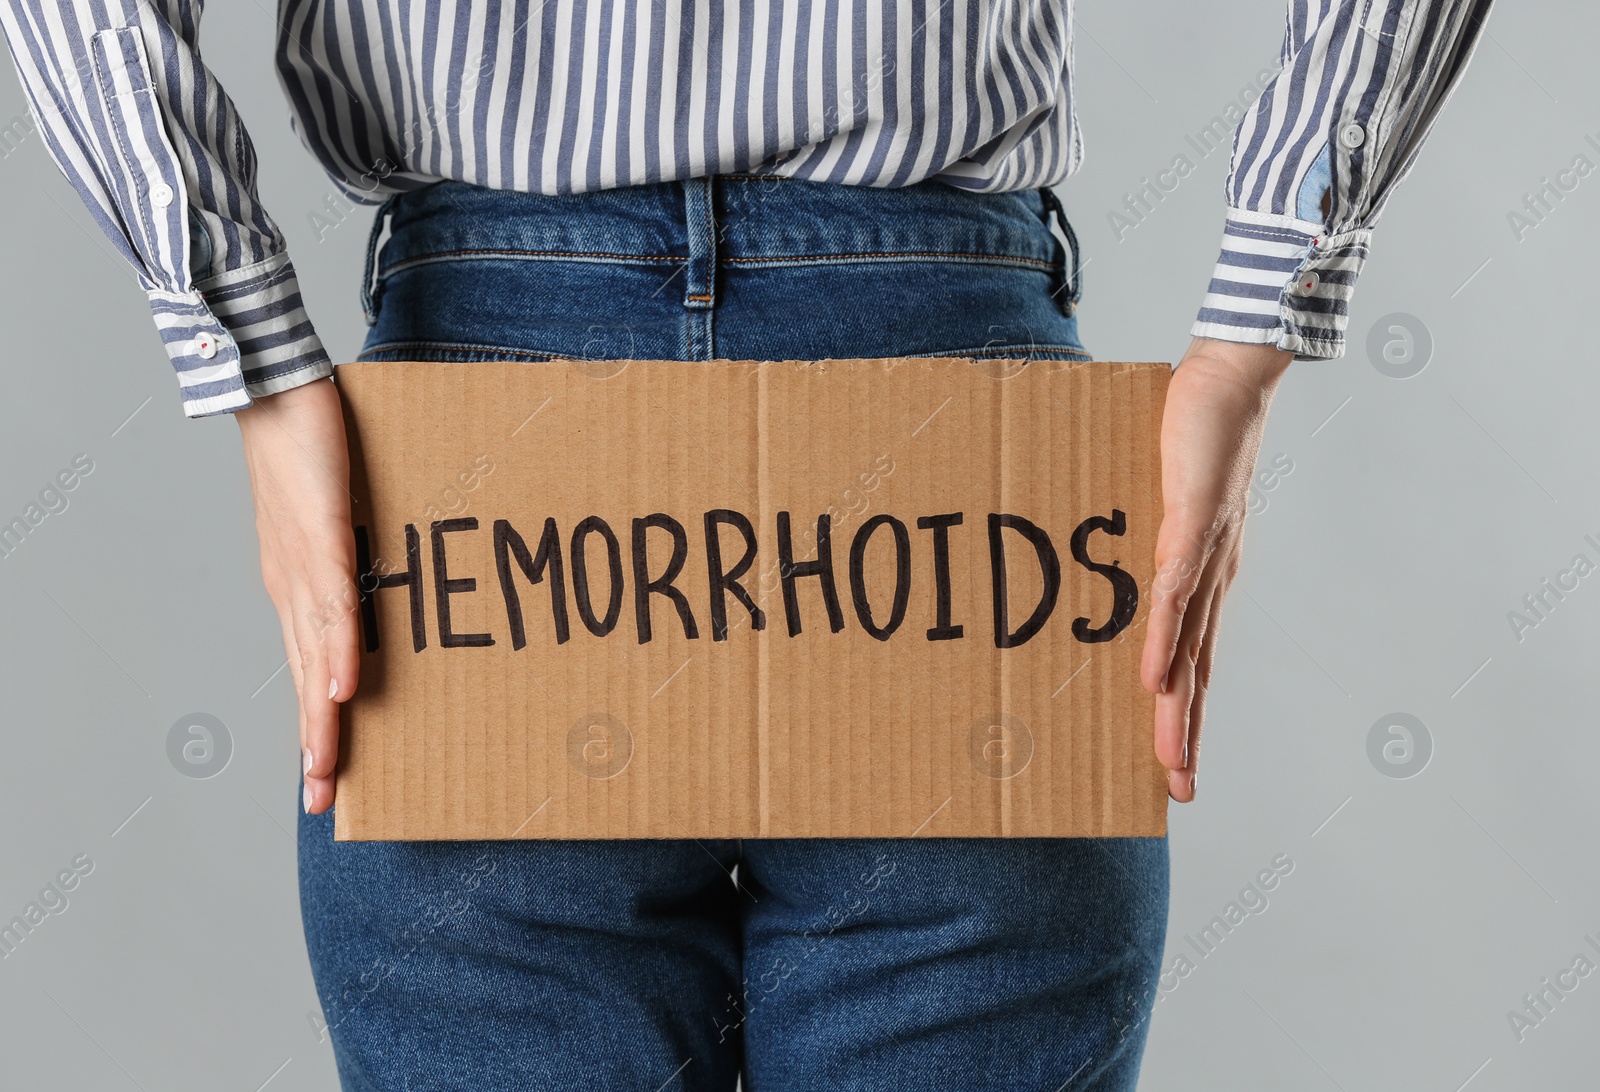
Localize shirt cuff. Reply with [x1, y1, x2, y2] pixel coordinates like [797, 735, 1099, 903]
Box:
[147, 253, 334, 418]
[1190, 209, 1372, 361]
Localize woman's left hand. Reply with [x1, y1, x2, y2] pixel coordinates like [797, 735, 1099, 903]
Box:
[1140, 337, 1292, 802]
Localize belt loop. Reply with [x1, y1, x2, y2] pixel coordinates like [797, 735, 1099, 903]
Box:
[1038, 185, 1080, 317]
[361, 192, 401, 327]
[683, 177, 718, 312]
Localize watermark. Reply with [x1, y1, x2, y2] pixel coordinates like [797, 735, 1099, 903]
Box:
[567, 713, 632, 779]
[1182, 66, 1281, 161]
[1153, 852, 1294, 1002]
[714, 851, 897, 1042]
[1366, 313, 1433, 379]
[1246, 452, 1294, 515]
[0, 107, 35, 160]
[751, 453, 897, 606]
[1506, 137, 1600, 242]
[570, 330, 635, 379]
[969, 323, 1076, 377]
[1506, 936, 1599, 1043]
[0, 453, 95, 560]
[166, 712, 232, 779]
[969, 713, 1033, 779]
[346, 453, 500, 644]
[1108, 61, 1278, 243]
[1506, 534, 1600, 643]
[0, 853, 95, 965]
[416, 453, 496, 530]
[1366, 712, 1431, 779]
[309, 156, 398, 242]
[1106, 155, 1195, 241]
[314, 850, 498, 1035]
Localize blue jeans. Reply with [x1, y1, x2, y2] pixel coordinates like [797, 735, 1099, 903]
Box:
[302, 175, 1168, 1091]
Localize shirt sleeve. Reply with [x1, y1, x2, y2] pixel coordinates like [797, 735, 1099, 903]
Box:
[0, 0, 332, 417]
[1193, 0, 1493, 359]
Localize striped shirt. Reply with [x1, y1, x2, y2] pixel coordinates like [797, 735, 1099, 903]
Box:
[0, 0, 1490, 417]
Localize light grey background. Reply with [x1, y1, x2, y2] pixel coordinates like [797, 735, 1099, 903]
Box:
[0, 1, 1592, 1089]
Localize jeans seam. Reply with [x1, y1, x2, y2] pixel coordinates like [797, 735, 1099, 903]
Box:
[357, 341, 564, 361]
[379, 248, 683, 277]
[908, 344, 1092, 361]
[722, 251, 1056, 269]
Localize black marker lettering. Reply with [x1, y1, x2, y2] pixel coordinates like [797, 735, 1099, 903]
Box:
[988, 513, 1061, 649]
[704, 509, 766, 640]
[1070, 510, 1138, 643]
[355, 523, 426, 653]
[632, 513, 699, 643]
[494, 518, 570, 647]
[776, 511, 845, 638]
[916, 513, 964, 641]
[570, 516, 624, 637]
[849, 514, 911, 641]
[431, 518, 494, 648]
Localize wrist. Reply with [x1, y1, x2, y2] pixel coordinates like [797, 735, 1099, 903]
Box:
[1179, 337, 1292, 396]
[236, 375, 341, 436]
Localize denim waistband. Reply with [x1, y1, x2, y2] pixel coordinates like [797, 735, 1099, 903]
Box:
[361, 176, 1081, 324]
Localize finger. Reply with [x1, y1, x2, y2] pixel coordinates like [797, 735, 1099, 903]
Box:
[308, 577, 360, 809]
[1153, 549, 1224, 773]
[274, 601, 306, 749]
[1140, 516, 1210, 694]
[1169, 579, 1227, 803]
[296, 608, 340, 815]
[276, 606, 317, 809]
[292, 648, 314, 809]
[326, 578, 362, 704]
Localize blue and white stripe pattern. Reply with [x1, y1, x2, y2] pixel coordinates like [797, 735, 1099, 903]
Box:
[0, 1, 1487, 416]
[1193, 0, 1491, 355]
[0, 1, 331, 415]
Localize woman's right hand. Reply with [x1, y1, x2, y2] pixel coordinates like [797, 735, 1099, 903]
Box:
[235, 377, 360, 815]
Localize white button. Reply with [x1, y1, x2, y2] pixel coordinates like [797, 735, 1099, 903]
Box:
[150, 181, 174, 207]
[1339, 122, 1365, 149]
[194, 331, 218, 359]
[1293, 270, 1321, 295]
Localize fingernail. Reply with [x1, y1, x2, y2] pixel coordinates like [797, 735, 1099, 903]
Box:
[303, 748, 312, 774]
[1188, 772, 1197, 797]
[328, 678, 339, 700]
[303, 783, 313, 813]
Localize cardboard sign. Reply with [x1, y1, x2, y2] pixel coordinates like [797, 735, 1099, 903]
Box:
[334, 358, 1169, 840]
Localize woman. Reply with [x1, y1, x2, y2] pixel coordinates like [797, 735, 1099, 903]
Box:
[1, 0, 1488, 1086]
